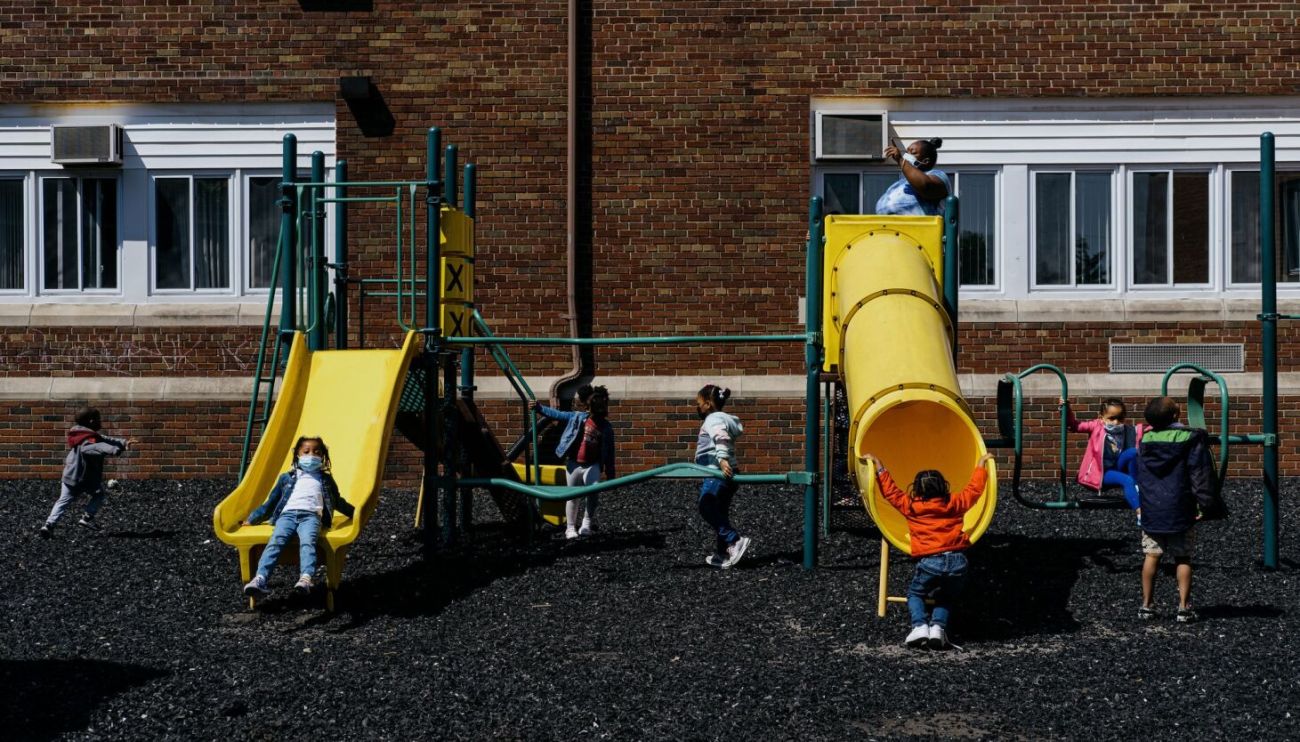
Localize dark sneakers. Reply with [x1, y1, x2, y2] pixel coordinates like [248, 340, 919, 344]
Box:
[37, 524, 53, 539]
[76, 516, 100, 531]
[1176, 607, 1199, 624]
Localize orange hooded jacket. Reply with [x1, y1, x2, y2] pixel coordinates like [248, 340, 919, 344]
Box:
[876, 466, 988, 557]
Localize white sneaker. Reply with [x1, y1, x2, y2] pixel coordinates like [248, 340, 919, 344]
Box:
[927, 623, 949, 650]
[578, 518, 595, 537]
[721, 536, 751, 569]
[293, 574, 314, 595]
[705, 552, 727, 567]
[243, 574, 269, 599]
[905, 625, 929, 648]
[565, 526, 579, 540]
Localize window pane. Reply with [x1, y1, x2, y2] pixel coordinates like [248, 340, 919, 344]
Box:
[82, 179, 117, 289]
[42, 178, 79, 290]
[1172, 172, 1209, 284]
[1282, 174, 1300, 283]
[195, 178, 229, 289]
[0, 181, 21, 290]
[1230, 170, 1260, 283]
[958, 172, 996, 286]
[248, 176, 279, 289]
[1075, 173, 1111, 285]
[1132, 172, 1168, 284]
[1034, 173, 1071, 285]
[822, 173, 859, 215]
[155, 178, 190, 289]
[864, 173, 898, 215]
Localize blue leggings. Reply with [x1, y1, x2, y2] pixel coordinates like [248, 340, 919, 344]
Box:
[1102, 447, 1140, 509]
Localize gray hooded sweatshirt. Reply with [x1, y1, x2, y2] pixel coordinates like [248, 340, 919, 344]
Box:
[694, 411, 743, 470]
[62, 425, 128, 490]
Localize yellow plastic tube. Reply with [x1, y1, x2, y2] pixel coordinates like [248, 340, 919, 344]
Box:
[823, 215, 997, 555]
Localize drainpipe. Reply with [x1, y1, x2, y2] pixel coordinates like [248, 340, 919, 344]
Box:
[549, 0, 583, 405]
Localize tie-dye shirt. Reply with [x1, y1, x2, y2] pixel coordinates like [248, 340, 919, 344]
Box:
[873, 169, 952, 216]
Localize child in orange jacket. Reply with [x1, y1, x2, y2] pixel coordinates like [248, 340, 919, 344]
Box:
[864, 452, 992, 650]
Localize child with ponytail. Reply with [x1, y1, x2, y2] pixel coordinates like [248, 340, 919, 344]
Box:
[693, 385, 750, 569]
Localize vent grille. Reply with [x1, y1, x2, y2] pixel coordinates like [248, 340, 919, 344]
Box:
[815, 112, 887, 161]
[51, 124, 123, 165]
[1109, 343, 1244, 374]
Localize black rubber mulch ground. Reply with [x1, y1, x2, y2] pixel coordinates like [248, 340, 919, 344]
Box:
[2, 476, 1299, 741]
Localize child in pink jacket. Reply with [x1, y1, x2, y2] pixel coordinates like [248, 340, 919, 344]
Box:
[1061, 397, 1147, 510]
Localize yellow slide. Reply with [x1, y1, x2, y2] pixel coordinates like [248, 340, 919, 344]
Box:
[213, 331, 420, 608]
[822, 215, 997, 555]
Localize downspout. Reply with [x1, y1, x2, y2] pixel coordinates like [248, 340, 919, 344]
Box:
[549, 0, 583, 405]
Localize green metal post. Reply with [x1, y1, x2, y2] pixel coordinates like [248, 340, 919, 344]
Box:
[459, 163, 476, 400]
[804, 196, 824, 570]
[334, 160, 348, 349]
[440, 143, 459, 543]
[1260, 132, 1279, 569]
[421, 127, 443, 547]
[445, 144, 458, 210]
[279, 134, 298, 338]
[308, 151, 326, 351]
[943, 195, 960, 357]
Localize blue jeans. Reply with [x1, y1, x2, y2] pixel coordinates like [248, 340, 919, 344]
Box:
[255, 510, 321, 580]
[1103, 448, 1140, 509]
[45, 483, 105, 526]
[698, 477, 740, 553]
[907, 551, 968, 628]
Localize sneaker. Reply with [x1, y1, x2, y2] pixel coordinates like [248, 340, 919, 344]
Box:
[565, 526, 579, 540]
[905, 625, 929, 648]
[37, 524, 53, 539]
[1138, 605, 1157, 620]
[243, 575, 270, 600]
[293, 574, 314, 595]
[705, 552, 727, 568]
[578, 518, 595, 537]
[927, 624, 949, 650]
[721, 536, 751, 569]
[1176, 607, 1199, 624]
[76, 516, 100, 531]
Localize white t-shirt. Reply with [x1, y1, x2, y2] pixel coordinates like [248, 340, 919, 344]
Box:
[283, 471, 325, 515]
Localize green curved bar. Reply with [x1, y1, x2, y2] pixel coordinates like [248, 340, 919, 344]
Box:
[1005, 363, 1072, 508]
[460, 462, 805, 502]
[1160, 363, 1230, 492]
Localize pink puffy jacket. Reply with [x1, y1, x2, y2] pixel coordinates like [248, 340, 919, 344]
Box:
[1065, 407, 1148, 491]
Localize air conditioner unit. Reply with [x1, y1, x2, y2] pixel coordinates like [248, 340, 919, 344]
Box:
[50, 124, 124, 166]
[814, 111, 888, 161]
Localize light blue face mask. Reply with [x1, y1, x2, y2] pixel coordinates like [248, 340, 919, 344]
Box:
[298, 455, 323, 472]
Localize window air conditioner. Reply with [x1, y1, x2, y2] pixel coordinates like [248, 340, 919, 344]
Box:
[50, 124, 124, 165]
[814, 111, 887, 161]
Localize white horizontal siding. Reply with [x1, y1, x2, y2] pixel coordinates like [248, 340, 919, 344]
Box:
[814, 96, 1300, 167]
[0, 103, 334, 172]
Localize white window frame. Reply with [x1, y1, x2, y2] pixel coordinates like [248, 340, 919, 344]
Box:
[1127, 166, 1218, 290]
[242, 171, 284, 294]
[1224, 164, 1300, 289]
[36, 172, 122, 296]
[1029, 168, 1118, 292]
[149, 171, 237, 295]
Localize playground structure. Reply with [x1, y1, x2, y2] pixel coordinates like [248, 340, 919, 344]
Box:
[212, 128, 1286, 611]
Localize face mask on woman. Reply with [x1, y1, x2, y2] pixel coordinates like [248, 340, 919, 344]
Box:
[298, 455, 323, 472]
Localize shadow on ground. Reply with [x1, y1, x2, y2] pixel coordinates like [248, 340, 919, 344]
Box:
[0, 658, 166, 741]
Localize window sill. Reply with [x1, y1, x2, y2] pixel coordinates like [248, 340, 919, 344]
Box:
[0, 302, 277, 327]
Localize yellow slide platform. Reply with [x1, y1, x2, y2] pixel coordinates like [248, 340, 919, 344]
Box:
[213, 331, 419, 607]
[823, 215, 997, 555]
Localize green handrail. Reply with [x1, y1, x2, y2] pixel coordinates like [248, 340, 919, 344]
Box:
[445, 334, 806, 346]
[470, 309, 541, 485]
[239, 220, 287, 476]
[1160, 363, 1231, 495]
[461, 462, 810, 501]
[998, 363, 1076, 510]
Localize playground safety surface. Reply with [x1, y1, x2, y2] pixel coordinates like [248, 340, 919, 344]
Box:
[3, 477, 1299, 740]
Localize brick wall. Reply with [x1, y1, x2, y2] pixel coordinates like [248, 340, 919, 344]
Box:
[1, 396, 1290, 486]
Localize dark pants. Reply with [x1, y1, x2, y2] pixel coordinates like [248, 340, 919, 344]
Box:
[907, 551, 969, 628]
[698, 477, 740, 554]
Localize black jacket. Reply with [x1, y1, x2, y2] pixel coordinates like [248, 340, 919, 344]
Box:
[1134, 427, 1225, 534]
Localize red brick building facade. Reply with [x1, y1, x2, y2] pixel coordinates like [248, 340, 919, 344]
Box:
[3, 2, 1300, 483]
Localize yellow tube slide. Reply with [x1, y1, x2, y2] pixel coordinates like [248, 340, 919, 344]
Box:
[213, 332, 419, 604]
[823, 215, 996, 555]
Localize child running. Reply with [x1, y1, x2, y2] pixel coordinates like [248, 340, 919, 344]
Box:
[1134, 397, 1225, 623]
[242, 436, 355, 599]
[533, 384, 616, 539]
[863, 452, 992, 650]
[1061, 397, 1146, 511]
[694, 384, 750, 569]
[38, 407, 137, 537]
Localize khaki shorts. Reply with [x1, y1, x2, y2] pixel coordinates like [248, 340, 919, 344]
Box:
[1142, 529, 1195, 558]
